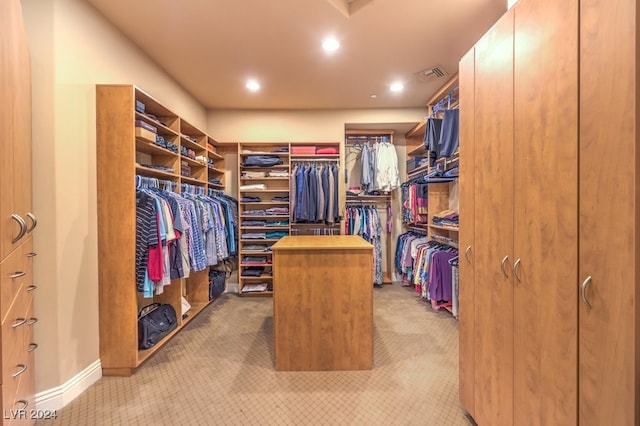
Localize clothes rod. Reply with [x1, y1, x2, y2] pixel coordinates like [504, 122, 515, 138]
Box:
[292, 158, 340, 162]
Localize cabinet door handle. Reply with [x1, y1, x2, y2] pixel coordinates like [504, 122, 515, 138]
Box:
[27, 317, 38, 326]
[12, 318, 27, 328]
[581, 276, 593, 309]
[11, 214, 27, 244]
[14, 400, 28, 410]
[501, 255, 510, 277]
[26, 212, 38, 233]
[27, 343, 38, 352]
[465, 245, 472, 263]
[26, 252, 37, 258]
[12, 364, 27, 378]
[10, 271, 26, 279]
[26, 285, 37, 292]
[514, 259, 522, 282]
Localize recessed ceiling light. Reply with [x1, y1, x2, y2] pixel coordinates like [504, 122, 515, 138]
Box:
[322, 37, 340, 52]
[390, 82, 404, 92]
[370, 94, 377, 98]
[246, 80, 260, 92]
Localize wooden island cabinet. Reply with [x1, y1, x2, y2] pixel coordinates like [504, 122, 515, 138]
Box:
[272, 236, 373, 371]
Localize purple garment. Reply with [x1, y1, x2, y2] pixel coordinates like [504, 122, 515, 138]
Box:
[428, 251, 456, 301]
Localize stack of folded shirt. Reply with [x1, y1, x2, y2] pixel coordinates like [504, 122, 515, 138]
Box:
[242, 171, 267, 179]
[266, 231, 288, 239]
[241, 256, 269, 265]
[240, 183, 266, 190]
[244, 210, 266, 216]
[241, 196, 262, 203]
[243, 220, 267, 226]
[241, 283, 269, 293]
[241, 267, 265, 277]
[432, 210, 459, 228]
[266, 221, 289, 227]
[242, 232, 267, 239]
[266, 207, 289, 215]
[271, 196, 289, 202]
[271, 147, 289, 153]
[241, 155, 283, 167]
[316, 147, 338, 154]
[243, 244, 272, 252]
[268, 171, 289, 178]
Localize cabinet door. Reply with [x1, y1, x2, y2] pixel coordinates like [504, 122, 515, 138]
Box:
[579, 0, 637, 423]
[512, 0, 579, 424]
[473, 10, 515, 426]
[458, 46, 475, 417]
[0, 0, 31, 260]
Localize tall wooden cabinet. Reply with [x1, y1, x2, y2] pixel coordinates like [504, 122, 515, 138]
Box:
[459, 0, 638, 424]
[457, 48, 475, 418]
[1, 0, 38, 421]
[96, 84, 227, 376]
[578, 0, 638, 424]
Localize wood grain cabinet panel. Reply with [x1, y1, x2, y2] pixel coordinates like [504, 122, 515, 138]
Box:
[457, 47, 475, 419]
[459, 0, 638, 424]
[0, 0, 35, 423]
[579, 0, 638, 423]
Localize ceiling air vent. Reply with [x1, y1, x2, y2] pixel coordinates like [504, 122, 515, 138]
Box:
[414, 66, 448, 82]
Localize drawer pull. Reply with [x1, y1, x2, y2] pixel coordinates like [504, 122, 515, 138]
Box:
[581, 276, 593, 309]
[27, 343, 38, 352]
[514, 258, 522, 282]
[12, 318, 27, 328]
[12, 364, 27, 378]
[14, 400, 28, 410]
[27, 317, 38, 326]
[26, 212, 38, 233]
[26, 285, 37, 292]
[10, 271, 26, 279]
[26, 252, 37, 257]
[11, 214, 27, 244]
[501, 255, 510, 278]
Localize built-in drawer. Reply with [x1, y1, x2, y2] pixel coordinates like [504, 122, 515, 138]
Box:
[1, 238, 33, 324]
[1, 290, 32, 390]
[9, 340, 35, 425]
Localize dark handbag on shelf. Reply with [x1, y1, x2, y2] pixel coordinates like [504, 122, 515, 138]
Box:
[137, 303, 178, 350]
[209, 263, 232, 300]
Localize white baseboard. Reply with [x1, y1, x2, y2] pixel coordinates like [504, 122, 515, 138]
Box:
[35, 359, 102, 411]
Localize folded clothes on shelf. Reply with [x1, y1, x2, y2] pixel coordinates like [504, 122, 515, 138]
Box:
[242, 232, 267, 239]
[243, 244, 271, 252]
[241, 266, 265, 277]
[242, 256, 269, 264]
[241, 283, 269, 293]
[242, 171, 267, 178]
[266, 221, 289, 227]
[265, 207, 289, 215]
[241, 196, 262, 202]
[265, 231, 288, 239]
[243, 220, 267, 226]
[244, 210, 266, 216]
[241, 155, 284, 167]
[240, 183, 266, 190]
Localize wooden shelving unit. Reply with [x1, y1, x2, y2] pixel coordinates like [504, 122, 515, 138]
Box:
[96, 84, 228, 376]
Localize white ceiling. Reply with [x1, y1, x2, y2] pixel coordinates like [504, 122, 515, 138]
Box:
[84, 0, 506, 110]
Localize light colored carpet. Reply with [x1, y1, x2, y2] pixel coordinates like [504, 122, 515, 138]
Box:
[40, 284, 471, 425]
